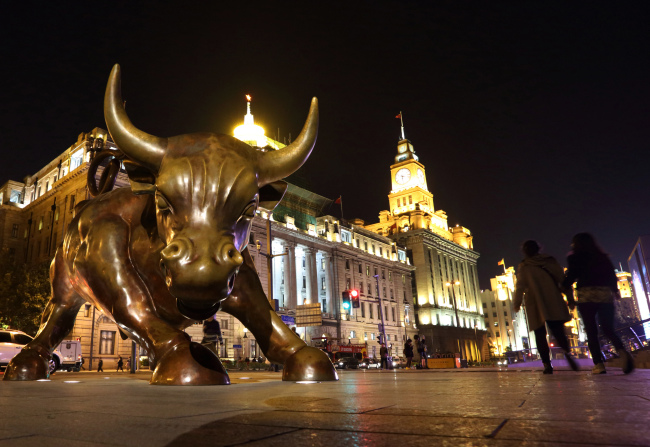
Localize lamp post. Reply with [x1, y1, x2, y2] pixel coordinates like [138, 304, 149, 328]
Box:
[373, 275, 388, 355]
[445, 280, 464, 361]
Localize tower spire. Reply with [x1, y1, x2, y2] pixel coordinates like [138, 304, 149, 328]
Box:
[396, 111, 405, 140]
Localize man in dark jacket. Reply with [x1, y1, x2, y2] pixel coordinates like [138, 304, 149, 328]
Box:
[379, 343, 389, 370]
[202, 315, 223, 355]
[404, 339, 414, 369]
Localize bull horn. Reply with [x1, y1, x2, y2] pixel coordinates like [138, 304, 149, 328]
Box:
[257, 97, 318, 185]
[104, 64, 167, 172]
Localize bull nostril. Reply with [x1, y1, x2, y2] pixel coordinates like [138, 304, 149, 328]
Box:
[228, 249, 236, 259]
[162, 240, 188, 261]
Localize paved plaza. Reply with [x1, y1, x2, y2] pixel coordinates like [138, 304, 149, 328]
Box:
[1, 365, 649, 446]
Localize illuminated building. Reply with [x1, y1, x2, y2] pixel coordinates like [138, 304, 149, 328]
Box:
[627, 236, 650, 340]
[363, 137, 485, 362]
[233, 95, 285, 150]
[614, 269, 641, 328]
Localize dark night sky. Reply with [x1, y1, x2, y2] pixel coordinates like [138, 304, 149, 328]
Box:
[2, 2, 649, 287]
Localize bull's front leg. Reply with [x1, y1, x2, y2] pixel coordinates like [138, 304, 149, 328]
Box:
[80, 218, 229, 385]
[221, 249, 337, 381]
[4, 251, 84, 381]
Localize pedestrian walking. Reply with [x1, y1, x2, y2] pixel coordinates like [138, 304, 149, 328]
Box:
[117, 355, 124, 372]
[562, 233, 634, 374]
[379, 343, 389, 370]
[201, 315, 223, 355]
[513, 240, 578, 374]
[245, 357, 250, 370]
[404, 339, 414, 369]
[97, 358, 103, 373]
[126, 356, 131, 371]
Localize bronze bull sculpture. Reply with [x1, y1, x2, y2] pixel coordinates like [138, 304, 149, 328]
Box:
[4, 65, 338, 385]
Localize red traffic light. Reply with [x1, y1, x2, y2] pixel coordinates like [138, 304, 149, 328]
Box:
[350, 289, 358, 298]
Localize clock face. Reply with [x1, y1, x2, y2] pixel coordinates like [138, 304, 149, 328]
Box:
[395, 168, 411, 185]
[417, 169, 425, 185]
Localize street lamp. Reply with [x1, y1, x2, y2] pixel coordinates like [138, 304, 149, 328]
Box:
[373, 275, 388, 354]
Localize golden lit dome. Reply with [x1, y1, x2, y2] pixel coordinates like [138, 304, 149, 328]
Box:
[234, 95, 267, 147]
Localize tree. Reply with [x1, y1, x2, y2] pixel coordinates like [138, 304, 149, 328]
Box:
[0, 249, 51, 335]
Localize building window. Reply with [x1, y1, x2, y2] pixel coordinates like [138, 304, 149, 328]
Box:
[402, 274, 405, 283]
[361, 302, 366, 318]
[409, 195, 412, 204]
[358, 263, 362, 274]
[221, 319, 229, 329]
[346, 278, 351, 289]
[321, 277, 326, 290]
[345, 259, 350, 270]
[491, 302, 495, 308]
[364, 242, 368, 251]
[494, 322, 498, 326]
[249, 232, 255, 245]
[483, 302, 487, 308]
[493, 312, 497, 317]
[84, 304, 91, 317]
[366, 266, 370, 276]
[379, 247, 383, 256]
[368, 282, 372, 295]
[11, 224, 18, 238]
[504, 311, 508, 316]
[350, 330, 355, 339]
[369, 304, 374, 319]
[382, 287, 386, 298]
[321, 259, 326, 270]
[38, 217, 43, 231]
[302, 277, 306, 288]
[99, 331, 115, 355]
[392, 307, 396, 321]
[496, 331, 500, 337]
[505, 321, 509, 326]
[389, 271, 392, 280]
[374, 267, 378, 276]
[360, 283, 364, 293]
[371, 244, 375, 254]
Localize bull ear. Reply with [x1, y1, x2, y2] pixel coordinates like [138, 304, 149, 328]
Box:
[123, 160, 157, 195]
[259, 181, 287, 211]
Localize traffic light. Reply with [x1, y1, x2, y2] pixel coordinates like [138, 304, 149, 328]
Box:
[350, 289, 360, 308]
[342, 290, 351, 310]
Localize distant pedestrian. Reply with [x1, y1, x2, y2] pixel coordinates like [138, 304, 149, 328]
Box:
[404, 339, 414, 369]
[201, 315, 223, 355]
[97, 358, 103, 373]
[562, 233, 634, 375]
[117, 355, 124, 372]
[513, 240, 578, 374]
[245, 357, 250, 370]
[413, 335, 422, 368]
[379, 343, 389, 370]
[419, 336, 428, 369]
[126, 356, 131, 371]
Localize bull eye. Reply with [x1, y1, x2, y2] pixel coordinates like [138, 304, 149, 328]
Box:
[156, 194, 170, 212]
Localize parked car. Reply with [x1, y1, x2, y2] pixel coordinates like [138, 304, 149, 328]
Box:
[0, 329, 64, 373]
[334, 356, 360, 369]
[392, 356, 406, 369]
[365, 358, 381, 369]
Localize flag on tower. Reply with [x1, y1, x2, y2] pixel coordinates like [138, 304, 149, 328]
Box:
[334, 196, 342, 204]
[497, 259, 505, 266]
[395, 113, 402, 119]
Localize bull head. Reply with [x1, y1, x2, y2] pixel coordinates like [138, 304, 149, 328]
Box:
[104, 64, 318, 320]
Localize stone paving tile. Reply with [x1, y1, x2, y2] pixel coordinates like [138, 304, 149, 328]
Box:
[163, 422, 299, 447]
[497, 419, 650, 446]
[237, 428, 597, 447]
[204, 410, 503, 438]
[0, 434, 113, 447]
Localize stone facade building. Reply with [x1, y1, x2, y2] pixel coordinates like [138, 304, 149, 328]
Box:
[363, 138, 486, 362]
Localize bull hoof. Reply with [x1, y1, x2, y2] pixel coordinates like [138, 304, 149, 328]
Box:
[150, 341, 230, 385]
[3, 348, 50, 381]
[282, 346, 338, 382]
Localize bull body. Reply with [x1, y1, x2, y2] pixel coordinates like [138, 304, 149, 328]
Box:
[4, 65, 338, 385]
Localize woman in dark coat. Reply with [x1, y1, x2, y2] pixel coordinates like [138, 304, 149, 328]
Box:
[562, 233, 634, 374]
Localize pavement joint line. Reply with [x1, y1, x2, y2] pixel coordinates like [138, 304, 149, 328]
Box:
[518, 400, 526, 407]
[0, 434, 38, 442]
[484, 418, 509, 438]
[171, 409, 254, 419]
[358, 404, 396, 414]
[217, 427, 303, 447]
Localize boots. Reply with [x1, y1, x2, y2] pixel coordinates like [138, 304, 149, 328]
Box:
[543, 362, 553, 374]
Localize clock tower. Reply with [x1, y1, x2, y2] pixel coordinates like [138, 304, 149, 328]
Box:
[388, 139, 435, 228]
